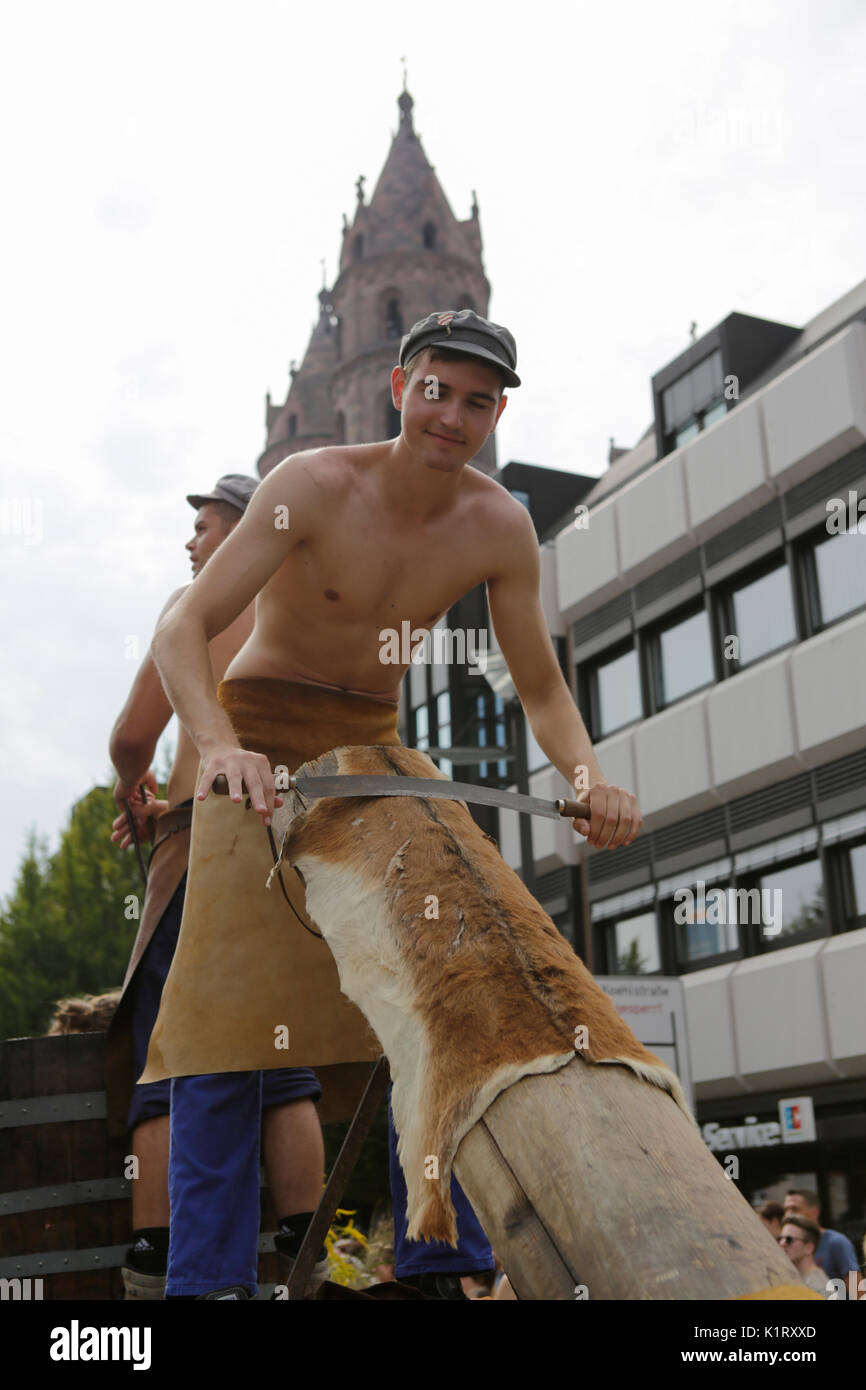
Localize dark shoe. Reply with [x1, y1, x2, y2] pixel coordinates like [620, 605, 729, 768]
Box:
[396, 1272, 468, 1300]
[121, 1267, 166, 1300]
[195, 1285, 251, 1300]
[274, 1225, 329, 1297]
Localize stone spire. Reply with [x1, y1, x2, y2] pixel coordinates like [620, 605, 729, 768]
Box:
[258, 288, 339, 476]
[257, 88, 498, 476]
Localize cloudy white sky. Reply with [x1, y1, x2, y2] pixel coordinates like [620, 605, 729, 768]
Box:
[1, 0, 865, 900]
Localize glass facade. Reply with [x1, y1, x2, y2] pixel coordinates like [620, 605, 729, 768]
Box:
[756, 859, 825, 940]
[811, 532, 866, 626]
[435, 690, 452, 779]
[845, 842, 866, 921]
[610, 911, 661, 974]
[592, 647, 642, 737]
[729, 563, 797, 665]
[476, 692, 509, 778]
[673, 887, 739, 963]
[661, 349, 725, 448]
[702, 399, 727, 429]
[414, 703, 429, 751]
[654, 608, 714, 705]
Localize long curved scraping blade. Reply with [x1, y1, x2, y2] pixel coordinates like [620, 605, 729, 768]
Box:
[290, 774, 589, 821]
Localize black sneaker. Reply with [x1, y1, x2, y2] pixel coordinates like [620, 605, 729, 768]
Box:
[274, 1228, 329, 1296]
[396, 1273, 468, 1300]
[195, 1286, 251, 1300]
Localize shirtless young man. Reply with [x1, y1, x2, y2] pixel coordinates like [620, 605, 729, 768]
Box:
[150, 310, 642, 1299]
[155, 314, 639, 846]
[107, 475, 325, 1299]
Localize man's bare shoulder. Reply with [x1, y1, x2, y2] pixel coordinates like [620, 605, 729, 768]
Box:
[463, 471, 538, 585]
[465, 468, 537, 535]
[264, 442, 381, 496]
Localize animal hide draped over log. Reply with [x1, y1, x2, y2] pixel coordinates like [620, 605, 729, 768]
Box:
[271, 745, 694, 1246]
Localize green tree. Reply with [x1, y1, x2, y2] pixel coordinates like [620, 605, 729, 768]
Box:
[616, 937, 649, 975]
[0, 779, 155, 1038]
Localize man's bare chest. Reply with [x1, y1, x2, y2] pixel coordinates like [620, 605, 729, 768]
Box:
[274, 526, 488, 628]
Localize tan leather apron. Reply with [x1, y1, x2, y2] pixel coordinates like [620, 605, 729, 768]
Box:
[139, 678, 400, 1084]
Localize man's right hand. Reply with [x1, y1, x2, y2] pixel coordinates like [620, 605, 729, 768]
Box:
[196, 747, 284, 827]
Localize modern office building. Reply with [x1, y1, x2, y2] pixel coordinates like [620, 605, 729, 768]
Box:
[489, 277, 866, 1243]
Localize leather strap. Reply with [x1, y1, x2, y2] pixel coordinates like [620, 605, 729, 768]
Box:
[149, 806, 194, 863]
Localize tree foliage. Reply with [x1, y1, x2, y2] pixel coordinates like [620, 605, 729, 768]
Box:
[0, 781, 153, 1039]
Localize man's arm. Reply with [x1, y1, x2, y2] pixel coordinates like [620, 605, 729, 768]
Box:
[486, 503, 641, 850]
[151, 455, 314, 824]
[110, 585, 186, 794]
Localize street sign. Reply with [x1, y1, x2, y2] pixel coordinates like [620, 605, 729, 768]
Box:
[595, 975, 694, 1113]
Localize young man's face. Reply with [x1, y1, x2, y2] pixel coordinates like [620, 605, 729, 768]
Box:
[783, 1194, 819, 1223]
[391, 348, 508, 472]
[185, 503, 236, 577]
[779, 1223, 813, 1269]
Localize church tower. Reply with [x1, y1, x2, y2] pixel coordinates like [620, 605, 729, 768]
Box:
[257, 86, 498, 477]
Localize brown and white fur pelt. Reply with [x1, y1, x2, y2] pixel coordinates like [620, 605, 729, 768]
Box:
[271, 744, 694, 1246]
[48, 989, 122, 1035]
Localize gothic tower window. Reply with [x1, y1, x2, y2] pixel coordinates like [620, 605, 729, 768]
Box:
[353, 236, 364, 261]
[287, 414, 297, 437]
[335, 411, 346, 444]
[385, 297, 403, 339]
[423, 222, 436, 249]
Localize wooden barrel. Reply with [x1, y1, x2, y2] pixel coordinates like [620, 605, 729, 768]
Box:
[0, 1033, 372, 1299]
[454, 1056, 823, 1301]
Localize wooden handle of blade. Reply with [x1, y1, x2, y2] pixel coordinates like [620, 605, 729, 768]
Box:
[557, 799, 591, 819]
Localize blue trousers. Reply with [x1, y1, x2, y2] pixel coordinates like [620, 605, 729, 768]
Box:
[166, 1071, 493, 1296]
[388, 1092, 493, 1278]
[166, 1069, 321, 1297]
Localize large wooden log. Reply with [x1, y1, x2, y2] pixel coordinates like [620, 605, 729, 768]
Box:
[454, 1056, 820, 1301]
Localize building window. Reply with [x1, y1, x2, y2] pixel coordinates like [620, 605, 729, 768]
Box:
[805, 530, 866, 629]
[703, 399, 728, 429]
[670, 886, 739, 966]
[649, 606, 715, 709]
[423, 222, 436, 248]
[287, 414, 297, 437]
[586, 644, 642, 740]
[353, 236, 364, 261]
[458, 293, 475, 312]
[661, 349, 725, 451]
[674, 419, 701, 448]
[385, 297, 403, 339]
[742, 857, 826, 946]
[414, 704, 429, 751]
[476, 692, 509, 779]
[606, 910, 661, 974]
[334, 411, 346, 444]
[841, 841, 866, 929]
[435, 690, 452, 779]
[721, 560, 797, 669]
